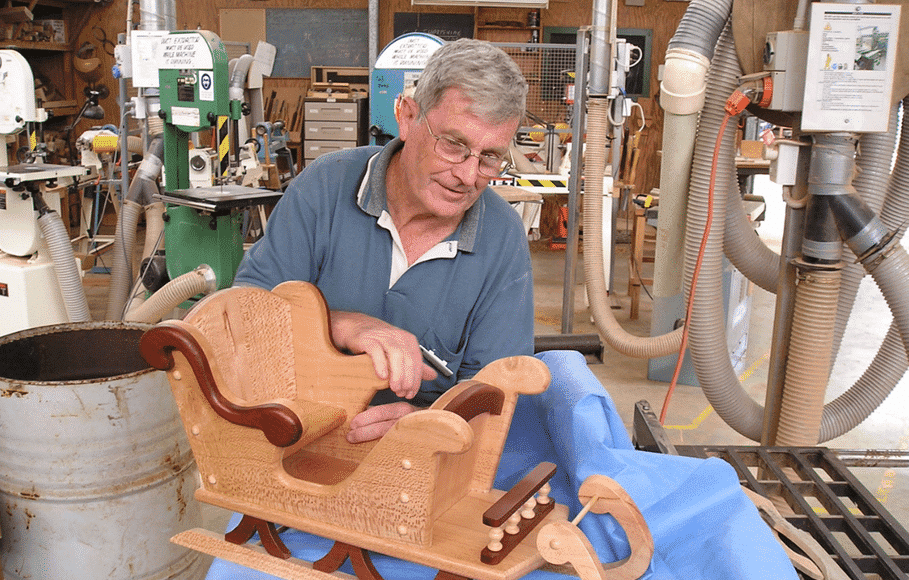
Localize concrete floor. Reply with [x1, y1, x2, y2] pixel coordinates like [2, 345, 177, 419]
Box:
[82, 174, 909, 576]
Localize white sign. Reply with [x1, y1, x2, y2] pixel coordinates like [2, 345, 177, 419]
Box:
[171, 106, 201, 128]
[802, 3, 901, 132]
[198, 71, 214, 102]
[156, 33, 214, 70]
[375, 35, 443, 70]
[130, 30, 168, 88]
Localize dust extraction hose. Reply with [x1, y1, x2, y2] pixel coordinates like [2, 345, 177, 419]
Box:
[37, 210, 91, 323]
[125, 265, 217, 324]
[105, 136, 164, 320]
[583, 98, 683, 357]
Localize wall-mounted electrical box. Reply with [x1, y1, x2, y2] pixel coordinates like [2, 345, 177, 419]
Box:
[764, 30, 809, 112]
[801, 3, 901, 132]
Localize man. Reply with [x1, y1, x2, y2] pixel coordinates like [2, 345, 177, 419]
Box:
[234, 39, 532, 443]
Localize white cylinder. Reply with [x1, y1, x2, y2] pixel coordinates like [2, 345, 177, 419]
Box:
[0, 322, 205, 580]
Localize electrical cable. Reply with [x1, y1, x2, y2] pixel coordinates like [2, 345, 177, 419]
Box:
[659, 87, 754, 424]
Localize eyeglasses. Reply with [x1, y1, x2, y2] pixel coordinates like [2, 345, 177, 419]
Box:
[423, 116, 512, 178]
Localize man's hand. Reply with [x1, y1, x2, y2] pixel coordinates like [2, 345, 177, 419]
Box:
[329, 311, 437, 399]
[347, 402, 417, 443]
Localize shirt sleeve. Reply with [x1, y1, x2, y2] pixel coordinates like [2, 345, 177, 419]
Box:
[457, 240, 535, 381]
[233, 169, 325, 290]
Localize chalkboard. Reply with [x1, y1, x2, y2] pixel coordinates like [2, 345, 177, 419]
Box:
[266, 9, 368, 77]
[393, 12, 474, 42]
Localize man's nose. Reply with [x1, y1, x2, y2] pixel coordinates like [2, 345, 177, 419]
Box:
[450, 152, 482, 183]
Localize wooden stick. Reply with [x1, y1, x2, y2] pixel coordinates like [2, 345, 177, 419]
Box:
[571, 495, 600, 526]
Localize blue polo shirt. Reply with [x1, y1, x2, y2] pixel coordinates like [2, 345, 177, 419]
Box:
[234, 139, 534, 406]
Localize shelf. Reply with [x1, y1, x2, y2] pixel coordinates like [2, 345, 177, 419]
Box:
[478, 25, 540, 30]
[0, 40, 69, 51]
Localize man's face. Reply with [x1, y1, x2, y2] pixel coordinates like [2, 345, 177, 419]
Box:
[396, 89, 519, 222]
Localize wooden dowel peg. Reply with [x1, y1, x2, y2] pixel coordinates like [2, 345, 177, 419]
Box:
[487, 526, 504, 552]
[537, 482, 552, 504]
[571, 495, 600, 526]
[505, 512, 521, 535]
[520, 497, 537, 519]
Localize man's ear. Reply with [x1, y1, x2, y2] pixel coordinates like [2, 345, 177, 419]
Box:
[396, 96, 419, 142]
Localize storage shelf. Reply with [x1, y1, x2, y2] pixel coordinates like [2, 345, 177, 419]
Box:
[0, 40, 68, 51]
[478, 25, 540, 30]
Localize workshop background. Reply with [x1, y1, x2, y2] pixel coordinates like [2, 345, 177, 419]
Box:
[2, 0, 909, 579]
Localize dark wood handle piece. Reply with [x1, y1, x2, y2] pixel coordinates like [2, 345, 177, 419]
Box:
[483, 461, 557, 527]
[140, 324, 304, 448]
[442, 381, 504, 423]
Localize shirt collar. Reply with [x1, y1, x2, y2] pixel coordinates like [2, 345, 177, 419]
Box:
[356, 137, 484, 253]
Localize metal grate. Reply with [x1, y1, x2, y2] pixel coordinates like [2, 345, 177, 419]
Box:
[494, 42, 579, 129]
[677, 445, 909, 579]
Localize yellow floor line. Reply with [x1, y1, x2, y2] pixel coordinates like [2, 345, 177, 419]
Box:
[664, 350, 771, 431]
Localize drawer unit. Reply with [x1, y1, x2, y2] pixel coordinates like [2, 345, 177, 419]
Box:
[304, 121, 359, 141]
[303, 97, 368, 165]
[305, 101, 359, 122]
[304, 140, 356, 159]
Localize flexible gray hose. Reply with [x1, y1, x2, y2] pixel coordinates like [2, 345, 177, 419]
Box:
[684, 21, 767, 440]
[667, 0, 733, 58]
[37, 211, 91, 323]
[104, 138, 164, 321]
[125, 265, 217, 324]
[105, 199, 142, 321]
[723, 171, 779, 292]
[831, 108, 898, 356]
[818, 101, 907, 441]
[584, 0, 738, 358]
[229, 54, 254, 102]
[868, 246, 909, 360]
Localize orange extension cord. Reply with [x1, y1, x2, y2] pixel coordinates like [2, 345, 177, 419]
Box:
[659, 87, 757, 425]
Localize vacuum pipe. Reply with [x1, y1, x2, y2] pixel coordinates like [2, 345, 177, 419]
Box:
[775, 266, 842, 446]
[582, 0, 748, 358]
[105, 137, 164, 320]
[723, 171, 780, 293]
[583, 100, 683, 357]
[140, 0, 176, 32]
[125, 265, 217, 324]
[653, 0, 732, 299]
[682, 21, 770, 440]
[35, 203, 92, 323]
[830, 111, 898, 357]
[761, 196, 807, 444]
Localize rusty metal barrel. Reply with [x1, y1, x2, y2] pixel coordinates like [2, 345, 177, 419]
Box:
[0, 322, 205, 580]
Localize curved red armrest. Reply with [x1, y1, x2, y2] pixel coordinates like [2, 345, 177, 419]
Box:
[442, 382, 505, 423]
[140, 324, 304, 448]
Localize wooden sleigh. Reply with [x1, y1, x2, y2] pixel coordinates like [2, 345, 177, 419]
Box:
[139, 281, 654, 580]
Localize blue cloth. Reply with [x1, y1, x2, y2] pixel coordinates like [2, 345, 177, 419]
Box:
[205, 351, 798, 580]
[234, 140, 534, 406]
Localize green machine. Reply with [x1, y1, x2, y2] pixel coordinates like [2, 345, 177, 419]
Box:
[156, 30, 280, 290]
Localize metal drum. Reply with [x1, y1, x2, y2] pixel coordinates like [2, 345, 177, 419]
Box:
[0, 322, 204, 580]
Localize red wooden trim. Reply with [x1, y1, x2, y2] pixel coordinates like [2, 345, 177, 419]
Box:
[314, 541, 384, 580]
[434, 571, 471, 580]
[442, 382, 504, 423]
[225, 515, 291, 560]
[140, 324, 303, 448]
[482, 462, 557, 527]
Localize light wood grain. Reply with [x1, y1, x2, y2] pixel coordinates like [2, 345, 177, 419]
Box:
[149, 280, 599, 580]
[537, 475, 653, 580]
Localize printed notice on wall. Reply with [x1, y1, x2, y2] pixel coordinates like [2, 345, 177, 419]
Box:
[156, 33, 214, 71]
[802, 3, 900, 132]
[374, 34, 443, 70]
